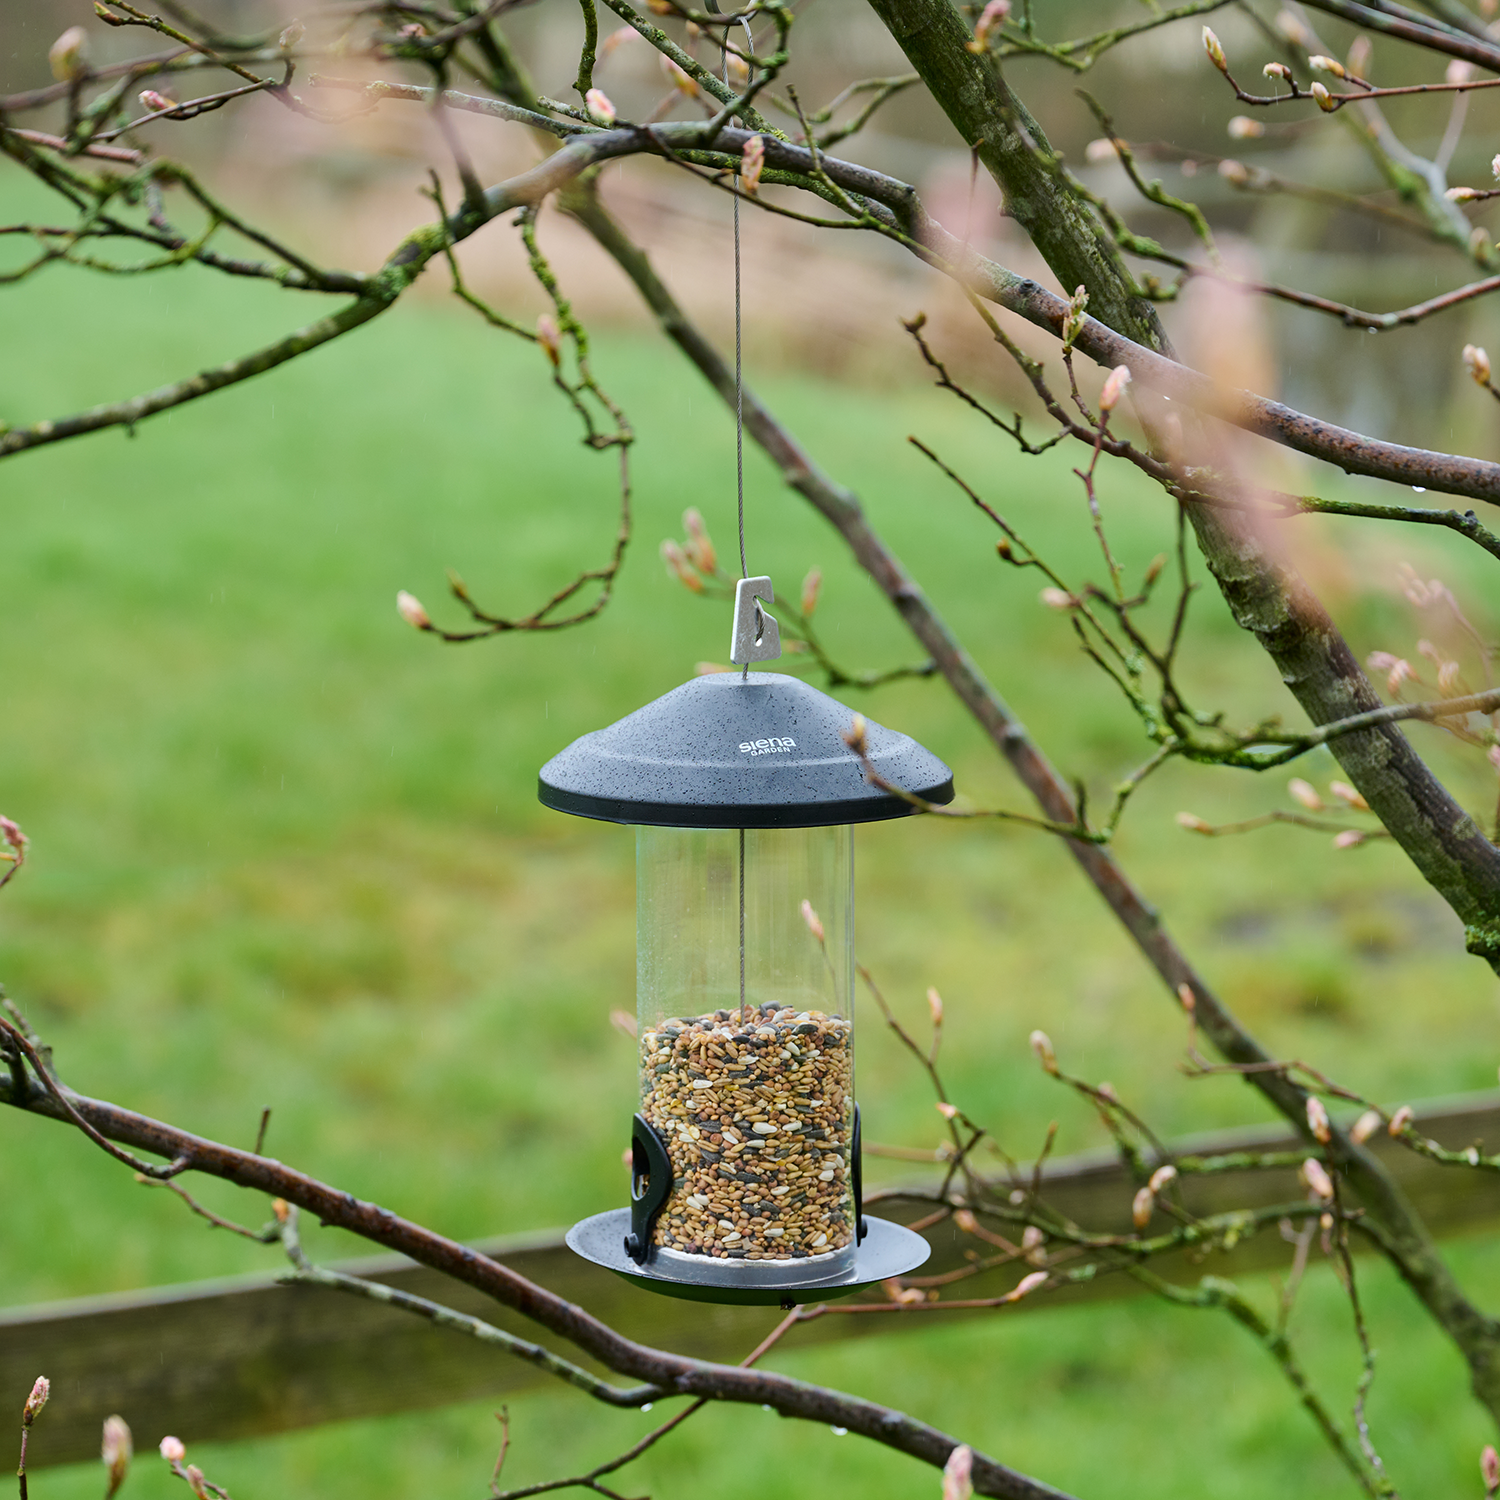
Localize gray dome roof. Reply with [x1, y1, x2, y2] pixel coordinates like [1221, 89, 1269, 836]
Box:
[538, 671, 954, 828]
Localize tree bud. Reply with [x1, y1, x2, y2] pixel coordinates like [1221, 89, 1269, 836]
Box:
[278, 22, 305, 49]
[1300, 1158, 1334, 1200]
[927, 987, 944, 1029]
[1148, 1164, 1177, 1193]
[23, 1377, 49, 1425]
[799, 899, 825, 944]
[140, 89, 176, 112]
[159, 1437, 187, 1464]
[967, 0, 1010, 52]
[1039, 587, 1075, 609]
[396, 590, 431, 630]
[1084, 138, 1119, 163]
[1175, 812, 1213, 834]
[682, 508, 715, 574]
[954, 1208, 978, 1233]
[1309, 82, 1336, 111]
[943, 1444, 975, 1500]
[843, 714, 868, 757]
[1350, 1110, 1382, 1144]
[1012, 1270, 1048, 1299]
[1484, 1444, 1500, 1493]
[1332, 830, 1365, 849]
[661, 56, 699, 97]
[660, 539, 703, 592]
[1029, 1029, 1057, 1074]
[0, 816, 28, 855]
[1022, 1225, 1046, 1262]
[272, 1198, 289, 1222]
[185, 1464, 209, 1499]
[1275, 9, 1310, 45]
[1202, 26, 1228, 73]
[1217, 159, 1250, 187]
[1305, 1096, 1332, 1144]
[1262, 62, 1293, 81]
[1307, 55, 1345, 77]
[609, 1008, 636, 1038]
[1388, 1104, 1413, 1135]
[1447, 59, 1474, 85]
[102, 1416, 132, 1500]
[1131, 1185, 1155, 1228]
[1328, 781, 1369, 811]
[1465, 344, 1492, 386]
[1177, 983, 1196, 1013]
[936, 1101, 959, 1120]
[1346, 34, 1372, 77]
[49, 26, 89, 81]
[740, 134, 765, 195]
[1099, 364, 1131, 411]
[584, 88, 616, 125]
[1287, 778, 1324, 811]
[1227, 116, 1264, 140]
[1489, 745, 1500, 774]
[995, 539, 1014, 562]
[536, 313, 562, 367]
[800, 567, 822, 617]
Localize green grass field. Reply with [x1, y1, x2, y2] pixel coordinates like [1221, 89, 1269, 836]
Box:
[2, 188, 1498, 1499]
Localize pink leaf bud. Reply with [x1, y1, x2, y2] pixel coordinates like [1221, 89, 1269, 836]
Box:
[1388, 1104, 1414, 1135]
[1309, 81, 1336, 111]
[1021, 1225, 1046, 1262]
[1328, 781, 1369, 811]
[936, 1101, 959, 1120]
[23, 1377, 49, 1425]
[608, 1008, 636, 1038]
[1097, 1080, 1118, 1102]
[659, 539, 702, 593]
[1483, 1443, 1500, 1492]
[799, 899, 825, 944]
[1465, 345, 1492, 386]
[1202, 26, 1228, 73]
[1350, 1110, 1382, 1144]
[1307, 55, 1346, 77]
[1029, 1029, 1057, 1074]
[1148, 1163, 1177, 1193]
[1346, 34, 1372, 76]
[1099, 364, 1132, 412]
[184, 1464, 209, 1500]
[536, 313, 562, 367]
[1306, 1096, 1332, 1144]
[1227, 116, 1264, 140]
[967, 0, 1010, 51]
[1084, 138, 1119, 163]
[1012, 1270, 1049, 1299]
[740, 134, 765, 195]
[953, 1208, 978, 1233]
[1175, 811, 1212, 834]
[1332, 830, 1365, 849]
[1131, 1185, 1155, 1229]
[799, 567, 822, 618]
[1177, 983, 1196, 1013]
[272, 1198, 289, 1222]
[396, 590, 431, 630]
[49, 26, 89, 81]
[661, 56, 699, 97]
[925, 987, 945, 1030]
[942, 1443, 975, 1500]
[1447, 59, 1475, 85]
[843, 715, 868, 757]
[1300, 1158, 1334, 1200]
[278, 22, 305, 49]
[102, 1416, 132, 1500]
[1287, 778, 1324, 811]
[584, 88, 616, 125]
[1263, 61, 1293, 80]
[1446, 186, 1479, 202]
[159, 1437, 186, 1464]
[1491, 152, 1500, 180]
[139, 89, 176, 112]
[1039, 587, 1075, 609]
[682, 508, 715, 574]
[1217, 158, 1250, 187]
[0, 817, 29, 855]
[1489, 745, 1500, 774]
[1275, 9, 1310, 45]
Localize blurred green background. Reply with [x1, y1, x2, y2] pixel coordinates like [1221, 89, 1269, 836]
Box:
[1, 115, 1499, 1497]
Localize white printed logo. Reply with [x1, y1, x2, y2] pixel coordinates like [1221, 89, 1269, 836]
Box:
[740, 736, 796, 757]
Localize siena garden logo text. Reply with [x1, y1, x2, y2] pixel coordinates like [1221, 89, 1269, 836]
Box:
[739, 737, 796, 757]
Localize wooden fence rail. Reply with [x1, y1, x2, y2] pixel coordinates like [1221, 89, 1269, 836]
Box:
[5, 1094, 1499, 1470]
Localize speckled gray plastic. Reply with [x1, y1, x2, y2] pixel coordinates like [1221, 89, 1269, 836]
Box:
[538, 671, 954, 828]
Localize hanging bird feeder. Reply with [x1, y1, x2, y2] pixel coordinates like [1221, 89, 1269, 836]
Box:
[547, 578, 954, 1305]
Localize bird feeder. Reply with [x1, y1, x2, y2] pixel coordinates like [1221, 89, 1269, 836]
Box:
[545, 579, 953, 1305]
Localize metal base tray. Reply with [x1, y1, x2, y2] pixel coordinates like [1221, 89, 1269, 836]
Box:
[565, 1209, 931, 1306]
